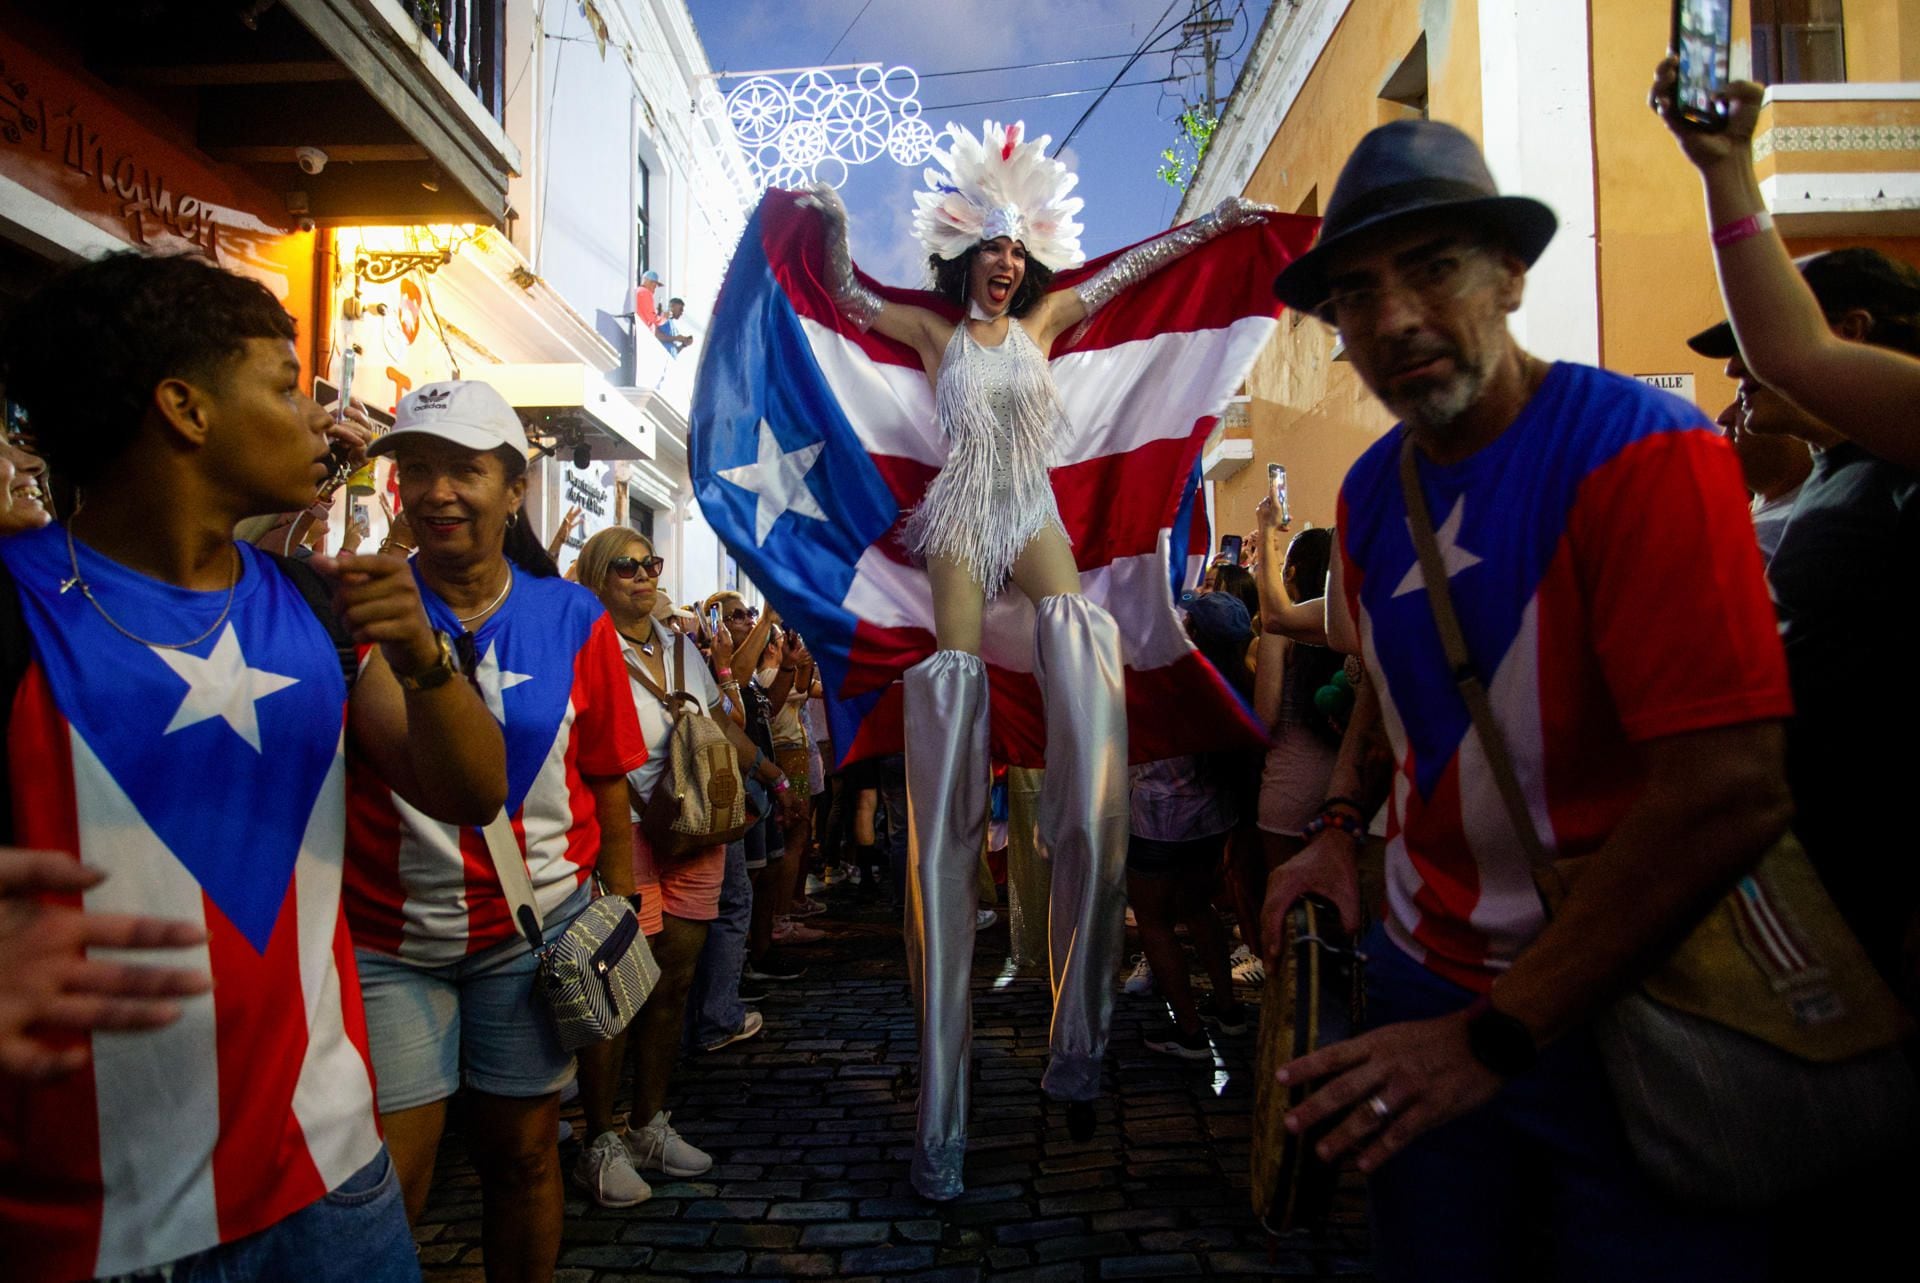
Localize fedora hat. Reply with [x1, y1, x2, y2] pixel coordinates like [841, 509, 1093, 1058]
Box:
[1272, 119, 1558, 316]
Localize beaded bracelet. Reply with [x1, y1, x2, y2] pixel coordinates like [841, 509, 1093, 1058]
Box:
[1302, 807, 1364, 840]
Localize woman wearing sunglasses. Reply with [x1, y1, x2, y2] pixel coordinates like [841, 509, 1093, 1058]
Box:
[570, 531, 793, 1207]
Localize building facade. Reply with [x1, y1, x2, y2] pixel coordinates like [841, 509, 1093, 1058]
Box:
[0, 0, 752, 598]
[1181, 0, 1920, 540]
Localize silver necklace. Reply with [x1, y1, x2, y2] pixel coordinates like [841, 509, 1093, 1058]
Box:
[454, 567, 513, 625]
[61, 518, 239, 651]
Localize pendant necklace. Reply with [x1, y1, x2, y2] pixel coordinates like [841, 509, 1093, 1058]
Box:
[455, 568, 513, 626]
[62, 517, 239, 650]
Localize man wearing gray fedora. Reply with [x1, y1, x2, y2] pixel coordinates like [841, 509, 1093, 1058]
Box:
[1258, 119, 1791, 1276]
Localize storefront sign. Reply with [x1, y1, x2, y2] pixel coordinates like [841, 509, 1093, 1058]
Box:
[555, 460, 616, 575]
[2, 55, 222, 255]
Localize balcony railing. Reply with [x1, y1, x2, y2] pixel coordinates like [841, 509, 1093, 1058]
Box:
[404, 0, 504, 121]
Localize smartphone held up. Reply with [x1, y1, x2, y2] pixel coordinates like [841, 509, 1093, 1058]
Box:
[1670, 0, 1734, 130]
[1269, 463, 1291, 527]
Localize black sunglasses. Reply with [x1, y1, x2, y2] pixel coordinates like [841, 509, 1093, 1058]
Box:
[726, 606, 759, 621]
[610, 555, 665, 580]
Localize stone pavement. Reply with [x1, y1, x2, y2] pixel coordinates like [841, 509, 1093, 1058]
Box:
[412, 886, 1374, 1282]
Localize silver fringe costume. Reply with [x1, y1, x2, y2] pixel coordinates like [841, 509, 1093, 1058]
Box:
[903, 319, 1069, 597]
[806, 184, 1266, 1200]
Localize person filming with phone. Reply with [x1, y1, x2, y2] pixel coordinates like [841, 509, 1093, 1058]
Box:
[1650, 42, 1920, 472]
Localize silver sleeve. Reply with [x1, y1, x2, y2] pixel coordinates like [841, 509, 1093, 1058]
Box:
[805, 183, 885, 332]
[1072, 196, 1266, 319]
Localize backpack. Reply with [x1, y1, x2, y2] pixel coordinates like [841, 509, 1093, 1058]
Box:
[624, 632, 754, 861]
[0, 547, 355, 843]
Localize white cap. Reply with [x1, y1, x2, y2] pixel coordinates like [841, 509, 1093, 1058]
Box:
[372, 380, 529, 458]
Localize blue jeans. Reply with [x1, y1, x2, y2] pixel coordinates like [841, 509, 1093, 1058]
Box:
[103, 1148, 417, 1283]
[684, 830, 752, 1047]
[1361, 924, 1762, 1282]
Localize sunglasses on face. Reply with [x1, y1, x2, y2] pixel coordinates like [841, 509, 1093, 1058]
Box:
[727, 607, 758, 622]
[609, 555, 665, 580]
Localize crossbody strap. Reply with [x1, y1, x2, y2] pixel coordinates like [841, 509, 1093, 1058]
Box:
[480, 811, 546, 950]
[1397, 435, 1553, 873]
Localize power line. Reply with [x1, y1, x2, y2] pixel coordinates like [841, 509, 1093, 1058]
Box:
[921, 77, 1174, 115]
[822, 0, 877, 62]
[917, 51, 1143, 80]
[1053, 0, 1188, 156]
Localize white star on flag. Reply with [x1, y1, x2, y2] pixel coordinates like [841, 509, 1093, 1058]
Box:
[1393, 496, 1484, 597]
[153, 623, 300, 753]
[474, 640, 534, 723]
[717, 420, 827, 546]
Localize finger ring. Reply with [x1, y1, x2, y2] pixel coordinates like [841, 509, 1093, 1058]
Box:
[1366, 1093, 1391, 1122]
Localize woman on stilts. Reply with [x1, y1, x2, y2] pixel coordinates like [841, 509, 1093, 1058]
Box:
[803, 121, 1270, 1200]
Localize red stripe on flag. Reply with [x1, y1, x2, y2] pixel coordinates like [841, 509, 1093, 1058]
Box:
[0, 672, 103, 1282]
[208, 882, 325, 1243]
[1053, 429, 1212, 568]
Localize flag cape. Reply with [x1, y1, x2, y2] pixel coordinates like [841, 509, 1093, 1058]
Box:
[691, 188, 1317, 766]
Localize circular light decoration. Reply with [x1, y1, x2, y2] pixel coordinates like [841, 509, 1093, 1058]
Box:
[726, 76, 791, 146]
[698, 63, 931, 190]
[888, 116, 936, 166]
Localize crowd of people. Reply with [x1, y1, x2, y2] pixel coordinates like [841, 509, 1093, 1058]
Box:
[0, 51, 1915, 1283]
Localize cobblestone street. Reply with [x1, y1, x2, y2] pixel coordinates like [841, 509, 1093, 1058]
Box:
[412, 888, 1373, 1282]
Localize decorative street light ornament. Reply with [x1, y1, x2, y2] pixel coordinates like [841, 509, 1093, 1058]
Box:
[697, 63, 935, 190]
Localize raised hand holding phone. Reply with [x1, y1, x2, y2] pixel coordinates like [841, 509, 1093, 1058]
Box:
[1669, 0, 1734, 131]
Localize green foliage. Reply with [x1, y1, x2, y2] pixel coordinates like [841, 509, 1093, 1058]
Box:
[1156, 106, 1219, 192]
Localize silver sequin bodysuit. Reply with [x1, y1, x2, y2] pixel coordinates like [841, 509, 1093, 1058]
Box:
[902, 318, 1070, 597]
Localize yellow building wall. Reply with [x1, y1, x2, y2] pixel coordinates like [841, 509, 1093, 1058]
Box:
[1843, 0, 1920, 82]
[1220, 0, 1489, 543]
[1591, 0, 1732, 403]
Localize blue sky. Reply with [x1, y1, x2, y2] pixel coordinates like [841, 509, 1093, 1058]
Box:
[686, 0, 1272, 284]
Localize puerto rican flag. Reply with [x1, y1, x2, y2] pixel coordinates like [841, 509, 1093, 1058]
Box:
[692, 189, 1319, 766]
[0, 526, 382, 1280]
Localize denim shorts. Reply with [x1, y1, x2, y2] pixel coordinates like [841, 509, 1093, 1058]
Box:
[355, 882, 592, 1113]
[101, 1148, 418, 1283]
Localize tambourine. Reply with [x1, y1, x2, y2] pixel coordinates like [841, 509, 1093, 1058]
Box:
[1251, 894, 1366, 1235]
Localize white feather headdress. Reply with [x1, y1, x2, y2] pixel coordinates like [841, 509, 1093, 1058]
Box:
[910, 120, 1086, 271]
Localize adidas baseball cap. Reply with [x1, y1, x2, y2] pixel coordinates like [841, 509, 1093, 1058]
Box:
[371, 380, 530, 457]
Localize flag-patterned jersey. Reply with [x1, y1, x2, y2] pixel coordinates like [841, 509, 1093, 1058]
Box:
[1335, 364, 1793, 992]
[691, 190, 1320, 767]
[344, 566, 645, 964]
[0, 525, 382, 1280]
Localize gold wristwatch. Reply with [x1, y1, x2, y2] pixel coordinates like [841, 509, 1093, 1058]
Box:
[395, 631, 457, 692]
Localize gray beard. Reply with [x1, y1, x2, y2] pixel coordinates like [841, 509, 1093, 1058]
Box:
[1398, 357, 1492, 432]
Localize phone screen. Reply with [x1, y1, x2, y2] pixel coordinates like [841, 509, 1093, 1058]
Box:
[1218, 534, 1243, 567]
[1269, 462, 1291, 526]
[1671, 0, 1733, 129]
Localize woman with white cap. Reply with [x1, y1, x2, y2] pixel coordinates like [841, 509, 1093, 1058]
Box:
[342, 381, 650, 1274]
[803, 121, 1270, 1198]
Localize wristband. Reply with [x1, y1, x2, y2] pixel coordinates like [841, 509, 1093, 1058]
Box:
[1302, 806, 1364, 840]
[1321, 795, 1366, 819]
[715, 667, 733, 679]
[773, 775, 791, 793]
[1711, 210, 1772, 247]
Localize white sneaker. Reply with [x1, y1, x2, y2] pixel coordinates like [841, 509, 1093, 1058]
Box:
[805, 873, 829, 896]
[1230, 944, 1267, 985]
[574, 1130, 651, 1208]
[626, 1110, 714, 1177]
[1123, 954, 1154, 996]
[975, 908, 998, 930]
